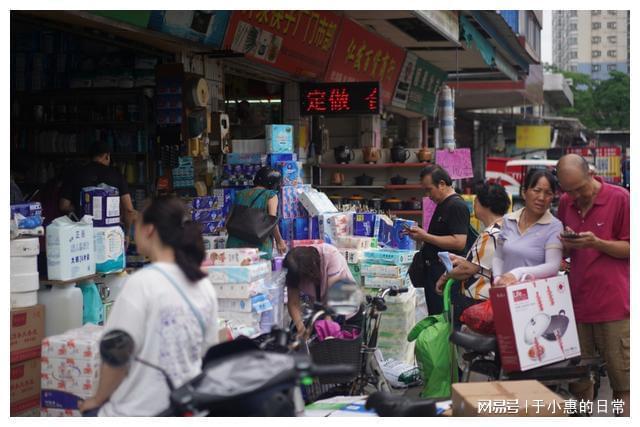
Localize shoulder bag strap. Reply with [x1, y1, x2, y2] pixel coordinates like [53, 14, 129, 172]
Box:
[147, 264, 207, 337]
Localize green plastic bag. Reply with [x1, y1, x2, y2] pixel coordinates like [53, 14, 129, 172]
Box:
[407, 279, 458, 398]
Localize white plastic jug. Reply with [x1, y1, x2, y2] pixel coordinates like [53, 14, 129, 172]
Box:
[38, 284, 83, 337]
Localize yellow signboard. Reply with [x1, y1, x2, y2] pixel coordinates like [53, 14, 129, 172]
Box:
[516, 125, 552, 149]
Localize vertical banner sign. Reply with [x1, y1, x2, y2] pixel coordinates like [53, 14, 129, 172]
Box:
[436, 148, 474, 179]
[324, 18, 406, 106]
[223, 11, 342, 79]
[393, 53, 447, 117]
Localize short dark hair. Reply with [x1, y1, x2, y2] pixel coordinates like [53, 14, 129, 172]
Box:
[420, 164, 452, 186]
[253, 166, 283, 191]
[475, 182, 511, 216]
[90, 141, 111, 158]
[522, 168, 558, 193]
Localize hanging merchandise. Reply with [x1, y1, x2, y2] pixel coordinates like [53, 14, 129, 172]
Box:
[439, 85, 455, 150]
[186, 77, 210, 108]
[77, 282, 103, 325]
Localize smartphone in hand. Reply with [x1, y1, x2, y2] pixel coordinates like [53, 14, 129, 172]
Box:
[561, 230, 580, 239]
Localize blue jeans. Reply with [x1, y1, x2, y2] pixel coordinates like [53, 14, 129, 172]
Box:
[82, 407, 101, 417]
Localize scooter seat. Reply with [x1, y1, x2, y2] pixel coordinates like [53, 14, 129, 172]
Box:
[450, 330, 497, 354]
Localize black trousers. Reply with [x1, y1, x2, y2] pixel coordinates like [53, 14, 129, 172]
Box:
[421, 261, 446, 316]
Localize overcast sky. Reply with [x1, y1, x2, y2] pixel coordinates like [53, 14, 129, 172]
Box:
[542, 10, 552, 64]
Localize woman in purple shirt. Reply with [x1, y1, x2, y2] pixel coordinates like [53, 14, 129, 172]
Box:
[493, 169, 563, 287]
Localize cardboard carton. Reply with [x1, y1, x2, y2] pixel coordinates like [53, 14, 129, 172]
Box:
[80, 185, 120, 226]
[490, 276, 580, 372]
[10, 305, 45, 363]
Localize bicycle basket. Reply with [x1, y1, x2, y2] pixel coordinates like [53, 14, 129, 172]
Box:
[308, 325, 363, 384]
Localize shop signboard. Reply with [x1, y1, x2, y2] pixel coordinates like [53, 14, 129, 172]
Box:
[223, 11, 343, 79]
[516, 125, 551, 149]
[324, 18, 406, 106]
[392, 52, 447, 117]
[300, 81, 380, 115]
[148, 11, 231, 47]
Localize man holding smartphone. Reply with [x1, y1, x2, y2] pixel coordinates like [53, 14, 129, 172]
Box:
[557, 154, 630, 416]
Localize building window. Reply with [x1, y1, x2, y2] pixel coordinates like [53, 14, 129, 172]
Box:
[569, 37, 578, 45]
[570, 65, 578, 72]
[592, 10, 601, 16]
[608, 35, 617, 44]
[592, 22, 602, 30]
[608, 50, 618, 57]
[608, 64, 617, 71]
[570, 23, 578, 31]
[592, 64, 601, 72]
[592, 36, 602, 44]
[592, 50, 601, 57]
[608, 10, 617, 16]
[607, 21, 617, 29]
[570, 51, 578, 59]
[570, 10, 578, 17]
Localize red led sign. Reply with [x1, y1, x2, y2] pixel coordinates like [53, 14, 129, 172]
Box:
[300, 81, 380, 115]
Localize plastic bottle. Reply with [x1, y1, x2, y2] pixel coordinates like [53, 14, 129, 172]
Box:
[38, 284, 84, 337]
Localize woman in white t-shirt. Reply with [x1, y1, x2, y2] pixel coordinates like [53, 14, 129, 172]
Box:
[79, 196, 218, 416]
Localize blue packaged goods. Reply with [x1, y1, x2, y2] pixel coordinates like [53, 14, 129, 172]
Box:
[205, 261, 272, 284]
[265, 124, 294, 153]
[294, 217, 310, 240]
[93, 226, 126, 274]
[319, 212, 350, 245]
[363, 249, 417, 265]
[392, 219, 417, 250]
[191, 209, 225, 223]
[201, 220, 226, 234]
[227, 153, 267, 165]
[280, 185, 310, 219]
[310, 216, 320, 240]
[268, 153, 297, 167]
[80, 185, 120, 226]
[279, 218, 295, 242]
[277, 161, 300, 186]
[217, 294, 273, 314]
[376, 215, 394, 248]
[213, 189, 235, 210]
[10, 202, 42, 219]
[191, 196, 218, 210]
[46, 216, 95, 281]
[352, 213, 377, 237]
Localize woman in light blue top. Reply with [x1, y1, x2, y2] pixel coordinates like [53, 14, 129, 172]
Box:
[493, 169, 563, 287]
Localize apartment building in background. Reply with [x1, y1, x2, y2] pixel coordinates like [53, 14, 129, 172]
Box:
[552, 10, 629, 79]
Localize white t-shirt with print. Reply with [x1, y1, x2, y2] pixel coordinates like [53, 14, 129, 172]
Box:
[99, 262, 218, 416]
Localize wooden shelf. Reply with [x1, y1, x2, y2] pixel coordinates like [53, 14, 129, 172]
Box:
[12, 87, 154, 98]
[319, 163, 429, 169]
[384, 184, 423, 190]
[389, 210, 422, 216]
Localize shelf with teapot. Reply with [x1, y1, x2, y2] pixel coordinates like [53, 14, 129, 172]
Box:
[327, 145, 433, 166]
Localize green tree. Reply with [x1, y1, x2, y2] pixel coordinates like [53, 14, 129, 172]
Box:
[557, 70, 629, 130]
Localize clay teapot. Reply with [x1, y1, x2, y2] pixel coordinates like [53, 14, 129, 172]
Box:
[363, 147, 381, 164]
[391, 144, 411, 163]
[417, 147, 432, 162]
[331, 172, 345, 185]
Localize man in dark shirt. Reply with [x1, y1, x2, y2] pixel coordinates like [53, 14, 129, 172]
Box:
[407, 165, 470, 315]
[59, 141, 137, 242]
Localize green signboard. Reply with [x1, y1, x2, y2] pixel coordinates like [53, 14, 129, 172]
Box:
[392, 52, 447, 117]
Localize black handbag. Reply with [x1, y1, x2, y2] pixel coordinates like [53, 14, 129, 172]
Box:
[226, 190, 278, 245]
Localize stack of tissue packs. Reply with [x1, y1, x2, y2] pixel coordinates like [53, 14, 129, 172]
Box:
[205, 253, 273, 335]
[376, 287, 417, 364]
[40, 324, 103, 417]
